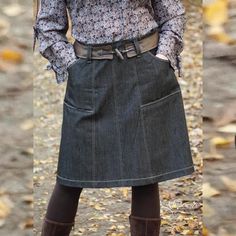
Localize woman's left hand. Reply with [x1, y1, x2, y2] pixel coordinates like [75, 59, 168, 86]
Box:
[155, 53, 169, 61]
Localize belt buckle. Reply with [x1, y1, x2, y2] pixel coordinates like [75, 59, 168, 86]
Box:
[114, 48, 124, 60]
[114, 47, 134, 60]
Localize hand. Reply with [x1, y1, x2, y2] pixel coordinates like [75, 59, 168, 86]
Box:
[155, 53, 169, 61]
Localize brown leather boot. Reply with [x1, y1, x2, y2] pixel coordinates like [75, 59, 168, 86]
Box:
[41, 217, 75, 236]
[129, 214, 161, 236]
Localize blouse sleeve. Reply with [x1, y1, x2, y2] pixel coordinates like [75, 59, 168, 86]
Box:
[33, 0, 77, 84]
[151, 0, 186, 77]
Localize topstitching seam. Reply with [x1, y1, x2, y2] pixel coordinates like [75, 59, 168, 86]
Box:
[57, 165, 194, 183]
[133, 57, 153, 177]
[111, 58, 124, 179]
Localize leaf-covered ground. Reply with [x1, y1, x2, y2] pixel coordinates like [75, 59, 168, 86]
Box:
[33, 2, 202, 236]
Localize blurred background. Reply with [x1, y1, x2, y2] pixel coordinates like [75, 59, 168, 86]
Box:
[0, 0, 33, 235]
[203, 0, 236, 235]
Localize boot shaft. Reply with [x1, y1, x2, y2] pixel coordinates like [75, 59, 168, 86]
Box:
[129, 214, 161, 236]
[41, 217, 74, 236]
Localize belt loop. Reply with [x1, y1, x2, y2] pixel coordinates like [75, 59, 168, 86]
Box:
[111, 33, 116, 51]
[87, 44, 92, 63]
[133, 38, 141, 57]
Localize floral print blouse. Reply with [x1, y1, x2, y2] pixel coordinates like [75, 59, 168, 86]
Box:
[33, 0, 186, 84]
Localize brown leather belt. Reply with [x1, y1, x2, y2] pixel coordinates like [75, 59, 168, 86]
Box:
[73, 30, 159, 60]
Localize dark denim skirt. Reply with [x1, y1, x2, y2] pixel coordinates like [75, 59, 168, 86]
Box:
[56, 34, 195, 188]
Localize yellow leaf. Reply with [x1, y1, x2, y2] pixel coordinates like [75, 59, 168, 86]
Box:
[209, 32, 236, 45]
[0, 196, 13, 218]
[162, 191, 173, 200]
[93, 203, 105, 210]
[182, 229, 194, 235]
[0, 49, 23, 63]
[122, 188, 128, 198]
[117, 224, 125, 230]
[203, 225, 209, 236]
[174, 225, 184, 233]
[108, 233, 125, 236]
[210, 136, 233, 148]
[160, 219, 169, 226]
[203, 0, 228, 26]
[203, 0, 236, 45]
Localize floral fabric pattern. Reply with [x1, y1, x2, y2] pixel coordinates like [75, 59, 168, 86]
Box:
[33, 0, 186, 84]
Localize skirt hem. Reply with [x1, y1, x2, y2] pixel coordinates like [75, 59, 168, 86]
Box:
[56, 165, 195, 188]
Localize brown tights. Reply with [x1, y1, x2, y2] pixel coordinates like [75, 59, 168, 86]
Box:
[45, 181, 160, 223]
[131, 182, 160, 218]
[45, 182, 83, 223]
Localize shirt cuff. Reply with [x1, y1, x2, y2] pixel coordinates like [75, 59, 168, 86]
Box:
[42, 42, 78, 84]
[44, 62, 69, 84]
[156, 34, 183, 77]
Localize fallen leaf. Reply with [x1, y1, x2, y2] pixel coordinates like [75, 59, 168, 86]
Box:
[220, 176, 236, 192]
[0, 48, 23, 63]
[0, 17, 10, 37]
[22, 195, 33, 204]
[0, 196, 13, 219]
[209, 32, 236, 45]
[2, 3, 25, 17]
[203, 183, 220, 198]
[182, 229, 195, 235]
[203, 152, 224, 161]
[217, 124, 236, 133]
[203, 224, 209, 236]
[203, 203, 215, 218]
[203, 0, 236, 45]
[21, 147, 34, 156]
[160, 219, 169, 226]
[20, 119, 34, 130]
[19, 218, 34, 229]
[92, 203, 105, 211]
[0, 219, 6, 228]
[203, 0, 228, 26]
[121, 188, 128, 198]
[174, 224, 184, 233]
[210, 136, 233, 148]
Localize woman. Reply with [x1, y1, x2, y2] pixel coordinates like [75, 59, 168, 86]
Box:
[33, 0, 195, 235]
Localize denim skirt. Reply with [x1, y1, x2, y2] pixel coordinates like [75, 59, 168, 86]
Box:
[56, 35, 195, 188]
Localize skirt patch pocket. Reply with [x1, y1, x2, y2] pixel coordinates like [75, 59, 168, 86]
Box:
[140, 89, 193, 171]
[64, 58, 94, 112]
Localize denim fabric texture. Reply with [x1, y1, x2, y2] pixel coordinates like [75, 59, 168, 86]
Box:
[56, 33, 195, 188]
